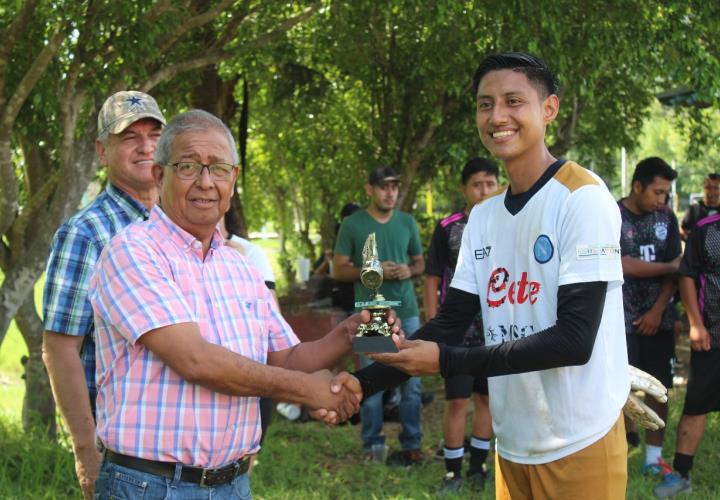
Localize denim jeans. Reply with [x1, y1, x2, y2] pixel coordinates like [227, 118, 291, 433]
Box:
[360, 315, 422, 451]
[94, 458, 252, 499]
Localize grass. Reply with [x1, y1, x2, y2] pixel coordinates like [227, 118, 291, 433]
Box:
[2, 268, 720, 497]
[2, 368, 720, 498]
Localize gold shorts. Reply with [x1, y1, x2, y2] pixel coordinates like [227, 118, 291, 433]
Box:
[495, 413, 627, 500]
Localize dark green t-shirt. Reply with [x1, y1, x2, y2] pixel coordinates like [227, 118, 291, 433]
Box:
[334, 209, 422, 320]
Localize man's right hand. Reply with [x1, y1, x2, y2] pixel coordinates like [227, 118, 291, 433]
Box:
[303, 370, 360, 422]
[74, 445, 102, 500]
[310, 372, 364, 425]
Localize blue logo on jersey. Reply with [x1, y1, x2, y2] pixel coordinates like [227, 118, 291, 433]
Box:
[533, 235, 554, 264]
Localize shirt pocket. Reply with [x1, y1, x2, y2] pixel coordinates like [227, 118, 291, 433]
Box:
[226, 297, 270, 363]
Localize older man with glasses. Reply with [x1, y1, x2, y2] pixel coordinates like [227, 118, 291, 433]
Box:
[88, 109, 381, 499]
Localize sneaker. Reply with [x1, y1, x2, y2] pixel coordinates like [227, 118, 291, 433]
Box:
[642, 457, 673, 476]
[437, 472, 463, 495]
[387, 448, 424, 467]
[275, 402, 301, 421]
[466, 464, 489, 491]
[364, 444, 389, 463]
[654, 472, 692, 498]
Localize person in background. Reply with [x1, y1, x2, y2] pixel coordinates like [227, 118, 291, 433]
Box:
[424, 157, 498, 493]
[333, 165, 425, 466]
[655, 208, 720, 497]
[618, 157, 680, 475]
[42, 91, 165, 499]
[220, 200, 292, 444]
[681, 173, 720, 240]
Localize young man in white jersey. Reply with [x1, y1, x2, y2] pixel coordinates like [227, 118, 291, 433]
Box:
[350, 52, 639, 499]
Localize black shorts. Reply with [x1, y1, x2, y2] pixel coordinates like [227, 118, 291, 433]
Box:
[683, 349, 720, 415]
[626, 330, 674, 388]
[444, 373, 488, 400]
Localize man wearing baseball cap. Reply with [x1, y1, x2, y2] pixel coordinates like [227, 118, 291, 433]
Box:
[42, 90, 165, 499]
[333, 165, 426, 466]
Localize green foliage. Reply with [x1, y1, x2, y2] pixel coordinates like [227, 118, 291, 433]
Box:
[2, 386, 719, 498]
[0, 418, 78, 498]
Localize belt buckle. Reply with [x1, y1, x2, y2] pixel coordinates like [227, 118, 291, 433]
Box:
[199, 462, 241, 487]
[199, 468, 210, 488]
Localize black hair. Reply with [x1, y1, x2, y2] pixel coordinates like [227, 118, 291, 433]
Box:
[224, 195, 247, 238]
[631, 157, 677, 190]
[705, 173, 720, 181]
[340, 202, 361, 219]
[461, 158, 499, 184]
[471, 52, 559, 98]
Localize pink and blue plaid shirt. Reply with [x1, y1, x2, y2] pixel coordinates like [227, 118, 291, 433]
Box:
[89, 206, 298, 467]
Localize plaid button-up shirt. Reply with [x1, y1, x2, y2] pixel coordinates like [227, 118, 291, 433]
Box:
[43, 183, 149, 409]
[89, 206, 298, 467]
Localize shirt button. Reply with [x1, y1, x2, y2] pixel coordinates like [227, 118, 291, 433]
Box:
[192, 241, 202, 249]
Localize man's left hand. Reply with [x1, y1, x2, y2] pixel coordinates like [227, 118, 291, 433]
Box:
[393, 264, 412, 280]
[366, 334, 440, 375]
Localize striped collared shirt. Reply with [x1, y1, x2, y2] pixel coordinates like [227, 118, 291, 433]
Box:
[43, 183, 149, 408]
[89, 206, 298, 467]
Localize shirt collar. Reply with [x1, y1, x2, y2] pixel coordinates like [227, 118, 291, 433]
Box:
[149, 205, 225, 252]
[106, 183, 150, 221]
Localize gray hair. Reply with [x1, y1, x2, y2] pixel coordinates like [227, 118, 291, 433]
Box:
[153, 109, 239, 166]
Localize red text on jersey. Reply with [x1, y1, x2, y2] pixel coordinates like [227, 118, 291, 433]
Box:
[486, 267, 541, 308]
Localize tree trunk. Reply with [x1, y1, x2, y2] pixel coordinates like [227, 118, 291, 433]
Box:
[16, 292, 56, 438]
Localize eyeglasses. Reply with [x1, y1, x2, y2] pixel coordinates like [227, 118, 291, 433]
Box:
[167, 161, 236, 180]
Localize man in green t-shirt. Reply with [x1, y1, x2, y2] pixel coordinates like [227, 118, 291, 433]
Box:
[333, 165, 425, 465]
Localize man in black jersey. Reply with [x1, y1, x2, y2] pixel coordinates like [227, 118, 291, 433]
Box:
[655, 210, 720, 497]
[425, 158, 498, 493]
[618, 157, 681, 474]
[681, 173, 720, 240]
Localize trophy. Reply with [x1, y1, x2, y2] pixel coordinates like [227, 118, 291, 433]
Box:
[352, 233, 400, 353]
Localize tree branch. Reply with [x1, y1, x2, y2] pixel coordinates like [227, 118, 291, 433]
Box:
[0, 0, 41, 101]
[241, 3, 320, 50]
[0, 25, 66, 136]
[157, 0, 238, 54]
[141, 51, 230, 92]
[10, 169, 62, 250]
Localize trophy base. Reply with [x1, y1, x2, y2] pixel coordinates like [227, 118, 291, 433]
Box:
[352, 336, 399, 353]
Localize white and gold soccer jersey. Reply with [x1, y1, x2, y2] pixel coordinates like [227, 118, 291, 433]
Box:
[451, 160, 630, 464]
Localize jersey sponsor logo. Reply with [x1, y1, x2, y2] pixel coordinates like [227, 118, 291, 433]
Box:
[533, 234, 554, 264]
[487, 323, 535, 344]
[654, 222, 668, 241]
[474, 246, 492, 260]
[639, 244, 656, 262]
[576, 244, 621, 260]
[486, 267, 541, 308]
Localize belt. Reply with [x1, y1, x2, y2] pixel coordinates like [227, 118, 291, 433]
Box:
[104, 449, 250, 487]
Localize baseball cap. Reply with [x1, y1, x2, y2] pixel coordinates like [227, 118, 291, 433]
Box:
[97, 91, 166, 138]
[368, 165, 400, 186]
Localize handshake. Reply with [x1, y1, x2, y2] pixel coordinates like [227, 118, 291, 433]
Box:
[292, 369, 363, 425]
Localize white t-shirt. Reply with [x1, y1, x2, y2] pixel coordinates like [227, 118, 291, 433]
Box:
[451, 160, 629, 464]
[229, 235, 276, 283]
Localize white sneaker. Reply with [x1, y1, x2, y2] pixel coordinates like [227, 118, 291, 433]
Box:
[276, 402, 301, 421]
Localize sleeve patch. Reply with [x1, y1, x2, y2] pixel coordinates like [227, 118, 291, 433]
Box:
[576, 244, 621, 260]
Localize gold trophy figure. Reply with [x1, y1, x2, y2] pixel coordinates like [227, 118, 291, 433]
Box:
[353, 233, 400, 353]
